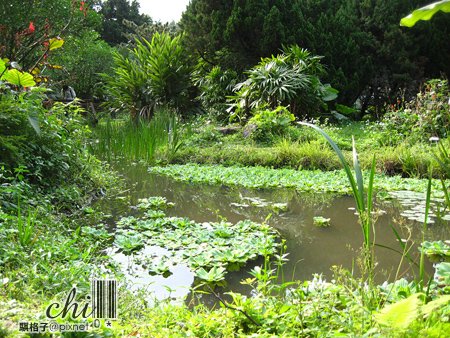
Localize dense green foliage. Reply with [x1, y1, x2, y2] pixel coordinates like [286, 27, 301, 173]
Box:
[1, 2, 449, 337]
[377, 79, 450, 140]
[98, 0, 151, 45]
[148, 163, 448, 198]
[103, 32, 192, 118]
[181, 0, 450, 110]
[0, 0, 101, 70]
[246, 106, 296, 143]
[0, 89, 101, 192]
[114, 197, 280, 283]
[228, 46, 337, 120]
[193, 64, 238, 122]
[90, 110, 183, 163]
[48, 31, 114, 98]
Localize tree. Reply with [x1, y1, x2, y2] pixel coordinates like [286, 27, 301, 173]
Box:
[180, 0, 450, 115]
[0, 0, 101, 71]
[98, 0, 151, 45]
[48, 31, 114, 98]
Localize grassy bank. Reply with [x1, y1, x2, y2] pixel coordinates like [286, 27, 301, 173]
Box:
[172, 121, 448, 179]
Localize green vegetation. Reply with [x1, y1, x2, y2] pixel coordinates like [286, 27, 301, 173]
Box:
[1, 0, 449, 337]
[171, 81, 449, 178]
[149, 164, 448, 197]
[228, 45, 337, 120]
[420, 241, 450, 262]
[181, 0, 450, 111]
[401, 0, 450, 27]
[313, 216, 331, 227]
[115, 197, 280, 283]
[90, 109, 183, 163]
[102, 32, 192, 120]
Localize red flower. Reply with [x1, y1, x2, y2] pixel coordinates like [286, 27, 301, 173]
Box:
[79, 1, 88, 17]
[28, 21, 35, 33]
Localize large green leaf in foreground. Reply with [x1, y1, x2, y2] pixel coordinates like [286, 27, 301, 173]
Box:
[400, 1, 450, 27]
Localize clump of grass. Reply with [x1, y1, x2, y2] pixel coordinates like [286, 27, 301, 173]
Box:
[91, 109, 183, 163]
[16, 206, 37, 247]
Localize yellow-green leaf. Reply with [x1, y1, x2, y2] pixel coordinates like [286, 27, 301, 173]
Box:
[374, 293, 424, 330]
[422, 295, 450, 318]
[3, 69, 36, 87]
[49, 38, 64, 51]
[0, 58, 5, 75]
[400, 0, 450, 27]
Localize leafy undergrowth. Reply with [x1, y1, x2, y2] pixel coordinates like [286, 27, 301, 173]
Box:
[113, 197, 280, 283]
[107, 269, 450, 337]
[149, 163, 448, 197]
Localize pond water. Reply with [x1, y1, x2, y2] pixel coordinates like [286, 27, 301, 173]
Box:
[97, 162, 450, 303]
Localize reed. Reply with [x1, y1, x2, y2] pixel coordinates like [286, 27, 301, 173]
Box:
[91, 109, 183, 163]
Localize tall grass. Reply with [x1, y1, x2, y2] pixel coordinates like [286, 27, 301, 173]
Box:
[17, 204, 37, 247]
[91, 110, 183, 163]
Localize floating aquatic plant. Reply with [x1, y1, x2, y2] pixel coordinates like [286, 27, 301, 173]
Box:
[137, 196, 175, 210]
[313, 216, 331, 227]
[114, 233, 145, 255]
[420, 241, 450, 262]
[113, 197, 280, 282]
[148, 164, 448, 197]
[434, 262, 450, 294]
[230, 195, 288, 213]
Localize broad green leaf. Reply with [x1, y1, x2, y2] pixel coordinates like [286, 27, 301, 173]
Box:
[375, 293, 424, 330]
[49, 38, 65, 51]
[321, 84, 339, 101]
[3, 69, 36, 87]
[400, 0, 450, 27]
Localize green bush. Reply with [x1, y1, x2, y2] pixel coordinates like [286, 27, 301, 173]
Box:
[193, 64, 238, 123]
[246, 106, 295, 143]
[48, 31, 114, 99]
[228, 45, 337, 121]
[0, 89, 98, 189]
[377, 79, 449, 143]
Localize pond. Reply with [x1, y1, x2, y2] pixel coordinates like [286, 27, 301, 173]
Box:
[97, 161, 450, 303]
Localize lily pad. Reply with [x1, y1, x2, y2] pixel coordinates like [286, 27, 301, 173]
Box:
[114, 197, 280, 282]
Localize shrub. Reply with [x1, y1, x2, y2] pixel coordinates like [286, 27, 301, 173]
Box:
[193, 64, 238, 123]
[0, 89, 96, 188]
[48, 31, 114, 99]
[246, 106, 295, 143]
[227, 45, 337, 121]
[377, 79, 449, 142]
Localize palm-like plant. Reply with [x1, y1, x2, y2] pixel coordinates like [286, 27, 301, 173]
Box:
[103, 33, 192, 120]
[228, 45, 337, 121]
